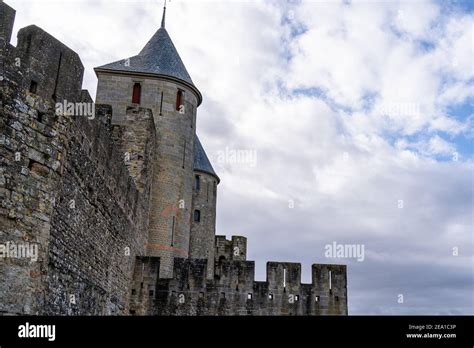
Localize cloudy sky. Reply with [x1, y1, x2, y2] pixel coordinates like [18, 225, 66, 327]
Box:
[7, 0, 473, 314]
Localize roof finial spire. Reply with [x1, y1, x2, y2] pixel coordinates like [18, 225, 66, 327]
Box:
[161, 0, 167, 28]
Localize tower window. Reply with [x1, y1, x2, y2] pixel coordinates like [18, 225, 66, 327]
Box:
[247, 293, 253, 300]
[193, 210, 201, 222]
[182, 140, 186, 169]
[176, 89, 184, 111]
[170, 216, 175, 246]
[132, 83, 141, 104]
[213, 181, 217, 196]
[159, 91, 164, 115]
[195, 175, 200, 191]
[29, 80, 38, 94]
[315, 296, 320, 302]
[268, 294, 274, 300]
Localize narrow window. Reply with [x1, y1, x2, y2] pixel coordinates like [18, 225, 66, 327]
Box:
[149, 290, 154, 296]
[132, 83, 141, 104]
[37, 112, 44, 123]
[268, 294, 274, 300]
[329, 270, 332, 290]
[199, 292, 204, 299]
[182, 140, 186, 169]
[295, 295, 300, 302]
[220, 292, 226, 299]
[193, 210, 201, 223]
[159, 91, 164, 115]
[195, 175, 200, 191]
[206, 182, 209, 202]
[315, 296, 320, 302]
[29, 81, 38, 94]
[176, 89, 184, 111]
[131, 289, 136, 295]
[170, 216, 175, 246]
[52, 52, 62, 101]
[247, 293, 253, 300]
[213, 181, 217, 196]
[335, 296, 339, 302]
[28, 160, 36, 170]
[25, 34, 32, 55]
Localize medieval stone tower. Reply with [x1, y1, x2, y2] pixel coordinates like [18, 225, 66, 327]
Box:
[95, 6, 218, 278]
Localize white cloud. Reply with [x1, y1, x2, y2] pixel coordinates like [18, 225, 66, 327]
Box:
[427, 134, 457, 155]
[396, 134, 457, 157]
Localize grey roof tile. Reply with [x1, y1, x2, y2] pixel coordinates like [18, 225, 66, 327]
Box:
[194, 136, 219, 181]
[96, 27, 194, 87]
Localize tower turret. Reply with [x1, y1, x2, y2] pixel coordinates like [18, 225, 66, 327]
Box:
[189, 136, 220, 279]
[95, 4, 202, 277]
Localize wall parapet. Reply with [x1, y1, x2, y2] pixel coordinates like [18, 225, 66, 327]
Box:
[144, 252, 347, 316]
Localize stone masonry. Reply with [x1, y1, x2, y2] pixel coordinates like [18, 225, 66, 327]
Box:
[0, 2, 348, 316]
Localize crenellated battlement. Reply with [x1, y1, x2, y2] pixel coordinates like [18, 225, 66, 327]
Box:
[215, 235, 247, 261]
[1, 6, 84, 104]
[129, 236, 348, 316]
[0, 2, 15, 46]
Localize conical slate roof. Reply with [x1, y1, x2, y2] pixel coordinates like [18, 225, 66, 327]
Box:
[194, 136, 219, 182]
[95, 27, 195, 87]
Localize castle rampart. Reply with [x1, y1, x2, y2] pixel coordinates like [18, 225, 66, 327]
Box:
[0, 7, 156, 314]
[140, 238, 347, 315]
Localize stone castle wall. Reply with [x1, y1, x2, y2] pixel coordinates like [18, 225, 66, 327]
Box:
[44, 105, 156, 315]
[0, 4, 156, 314]
[1, 66, 63, 315]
